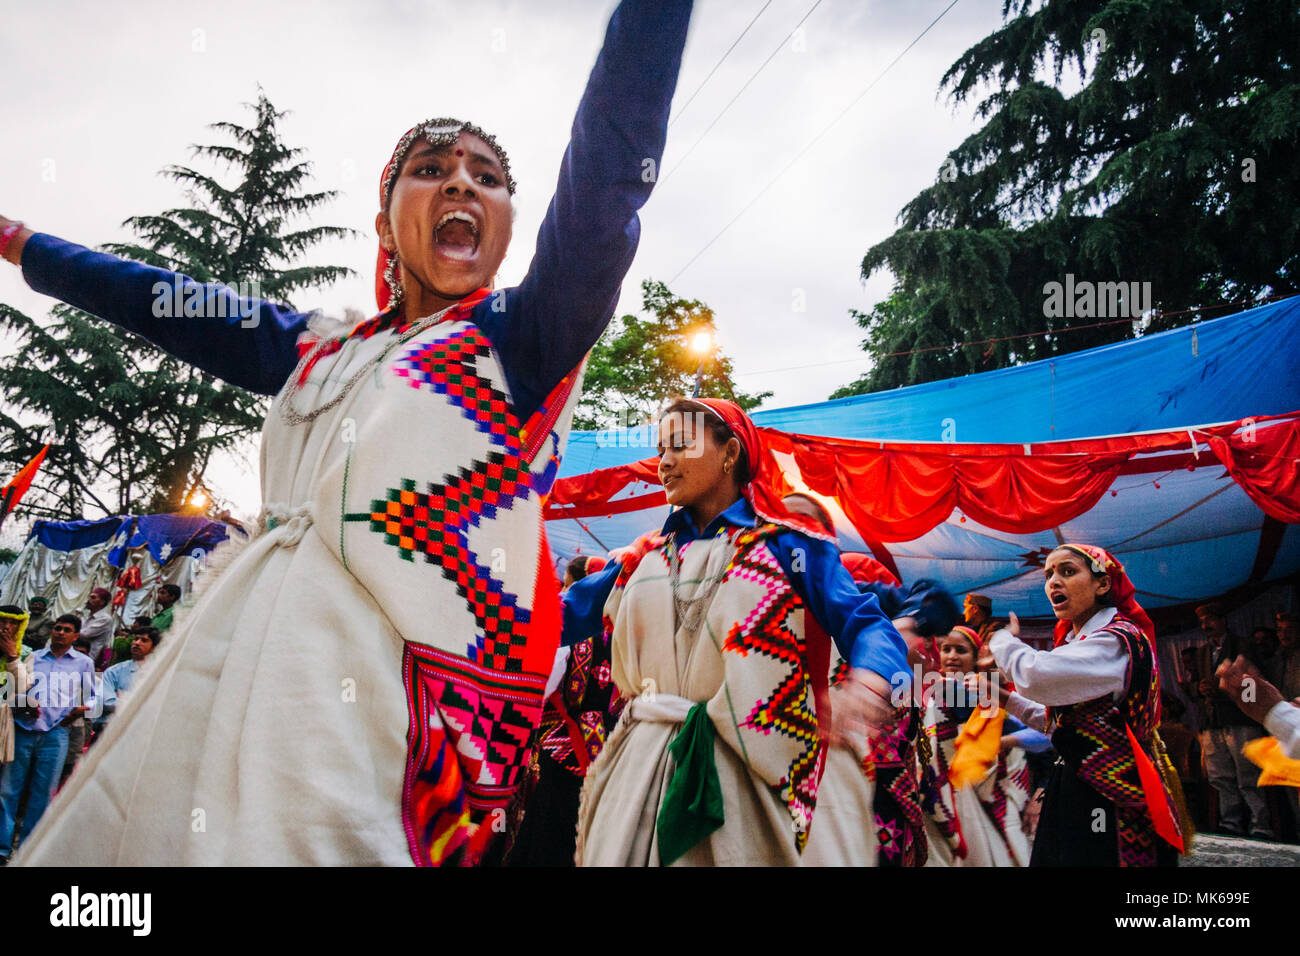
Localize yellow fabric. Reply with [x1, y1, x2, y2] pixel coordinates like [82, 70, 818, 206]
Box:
[0, 608, 29, 651]
[949, 706, 1005, 790]
[1244, 736, 1300, 788]
[0, 609, 29, 693]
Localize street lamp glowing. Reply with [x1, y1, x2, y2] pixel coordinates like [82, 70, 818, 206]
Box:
[690, 330, 713, 355]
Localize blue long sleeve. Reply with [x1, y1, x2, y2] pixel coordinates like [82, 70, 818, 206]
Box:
[475, 0, 693, 419]
[21, 232, 310, 396]
[1003, 714, 1053, 753]
[560, 559, 623, 647]
[769, 532, 910, 686]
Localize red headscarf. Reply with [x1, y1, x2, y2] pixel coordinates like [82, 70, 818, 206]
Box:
[685, 398, 834, 542]
[1052, 543, 1155, 647]
[840, 551, 902, 589]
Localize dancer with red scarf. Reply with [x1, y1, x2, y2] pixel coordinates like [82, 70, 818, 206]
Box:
[565, 398, 910, 865]
[988, 545, 1185, 866]
[4, 0, 693, 866]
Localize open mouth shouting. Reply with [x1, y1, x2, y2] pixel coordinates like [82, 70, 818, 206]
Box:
[433, 210, 480, 262]
[431, 208, 483, 264]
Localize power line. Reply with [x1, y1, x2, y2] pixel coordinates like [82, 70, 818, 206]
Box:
[668, 0, 776, 130]
[660, 0, 826, 185]
[669, 0, 962, 283]
[732, 293, 1285, 378]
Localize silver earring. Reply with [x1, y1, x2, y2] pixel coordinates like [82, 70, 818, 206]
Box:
[384, 253, 404, 309]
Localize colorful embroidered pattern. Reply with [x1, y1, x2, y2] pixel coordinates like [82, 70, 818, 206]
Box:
[721, 528, 825, 851]
[919, 697, 966, 858]
[337, 315, 582, 867]
[865, 703, 926, 867]
[346, 328, 536, 671]
[537, 620, 626, 775]
[393, 331, 514, 442]
[402, 642, 548, 866]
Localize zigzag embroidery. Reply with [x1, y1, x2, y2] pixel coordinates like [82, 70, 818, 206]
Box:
[718, 532, 821, 849]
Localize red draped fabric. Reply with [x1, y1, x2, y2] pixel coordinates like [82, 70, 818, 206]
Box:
[545, 413, 1300, 540]
[1208, 418, 1300, 524]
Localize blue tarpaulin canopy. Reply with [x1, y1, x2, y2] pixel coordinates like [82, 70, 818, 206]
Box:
[548, 297, 1300, 619]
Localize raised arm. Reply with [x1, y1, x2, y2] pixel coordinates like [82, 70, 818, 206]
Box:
[477, 0, 694, 419]
[6, 223, 311, 396]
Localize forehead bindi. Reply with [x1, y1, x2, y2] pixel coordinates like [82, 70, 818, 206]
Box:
[404, 134, 502, 174]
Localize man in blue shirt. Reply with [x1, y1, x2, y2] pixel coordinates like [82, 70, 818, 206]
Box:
[0, 614, 96, 862]
[93, 626, 160, 738]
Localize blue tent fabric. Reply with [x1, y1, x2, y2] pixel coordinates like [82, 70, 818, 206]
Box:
[31, 514, 229, 566]
[29, 516, 126, 553]
[548, 297, 1300, 617]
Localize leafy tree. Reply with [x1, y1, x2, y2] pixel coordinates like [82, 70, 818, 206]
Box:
[0, 92, 356, 519]
[833, 0, 1299, 398]
[573, 280, 771, 431]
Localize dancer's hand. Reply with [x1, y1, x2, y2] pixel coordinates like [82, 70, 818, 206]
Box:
[829, 667, 895, 746]
[0, 215, 32, 266]
[979, 610, 1018, 670]
[1217, 654, 1283, 724]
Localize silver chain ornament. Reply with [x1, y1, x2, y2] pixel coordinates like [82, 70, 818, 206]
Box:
[277, 301, 458, 427]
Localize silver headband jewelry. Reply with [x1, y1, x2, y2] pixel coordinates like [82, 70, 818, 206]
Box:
[381, 118, 516, 209]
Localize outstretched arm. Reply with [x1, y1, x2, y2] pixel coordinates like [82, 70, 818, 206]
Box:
[5, 220, 311, 396]
[477, 0, 694, 420]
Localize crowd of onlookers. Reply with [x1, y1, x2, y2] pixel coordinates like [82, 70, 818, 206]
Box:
[0, 583, 180, 864]
[1160, 605, 1300, 842]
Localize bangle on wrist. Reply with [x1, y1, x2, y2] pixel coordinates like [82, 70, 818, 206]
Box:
[0, 221, 25, 261]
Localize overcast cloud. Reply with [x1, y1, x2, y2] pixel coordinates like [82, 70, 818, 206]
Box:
[1, 0, 1005, 516]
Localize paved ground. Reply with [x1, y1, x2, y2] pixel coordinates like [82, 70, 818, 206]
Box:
[1181, 832, 1300, 866]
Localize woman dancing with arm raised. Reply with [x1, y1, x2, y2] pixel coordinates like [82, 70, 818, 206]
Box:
[1, 0, 694, 866]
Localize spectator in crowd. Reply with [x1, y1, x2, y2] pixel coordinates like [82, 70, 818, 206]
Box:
[1, 606, 34, 768]
[150, 584, 181, 635]
[1251, 626, 1279, 671]
[93, 627, 160, 738]
[0, 614, 95, 863]
[105, 617, 152, 669]
[1269, 612, 1300, 703]
[80, 588, 114, 667]
[24, 597, 53, 651]
[963, 593, 1005, 647]
[1178, 645, 1207, 732]
[1193, 602, 1274, 839]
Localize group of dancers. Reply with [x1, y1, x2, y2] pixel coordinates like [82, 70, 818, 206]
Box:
[0, 0, 1186, 866]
